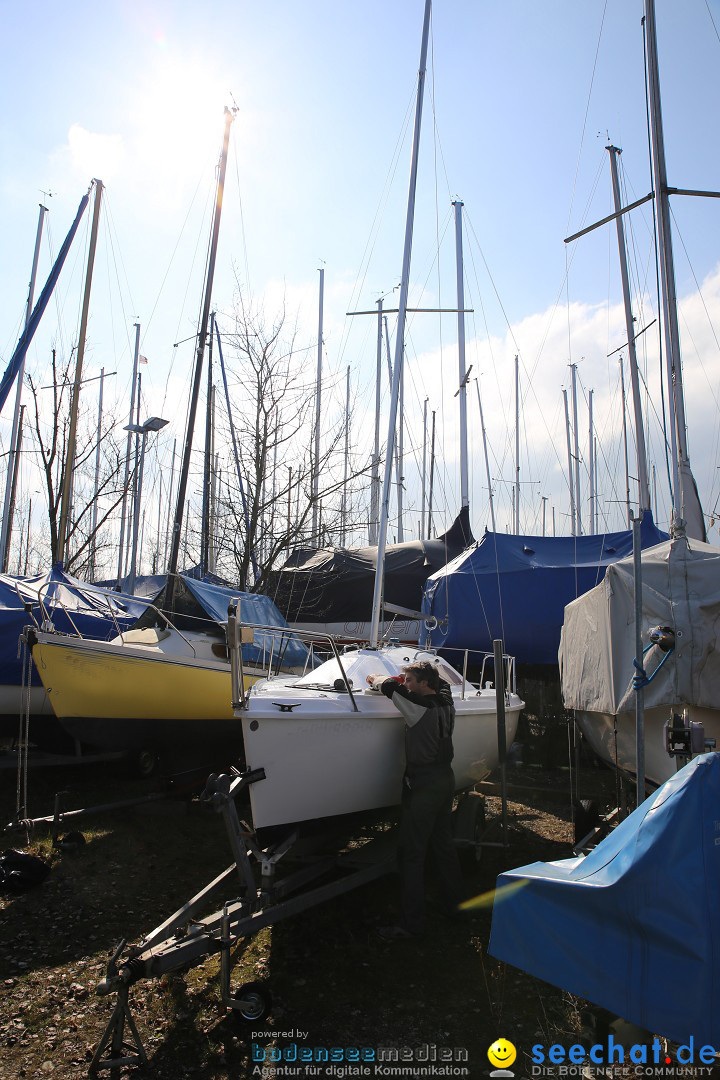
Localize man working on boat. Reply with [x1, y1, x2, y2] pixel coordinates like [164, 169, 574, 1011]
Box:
[366, 660, 463, 940]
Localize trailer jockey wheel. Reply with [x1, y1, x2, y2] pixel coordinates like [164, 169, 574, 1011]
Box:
[453, 792, 486, 864]
[134, 749, 158, 778]
[232, 981, 272, 1023]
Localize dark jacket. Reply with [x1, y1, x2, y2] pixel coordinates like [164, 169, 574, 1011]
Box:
[378, 678, 455, 777]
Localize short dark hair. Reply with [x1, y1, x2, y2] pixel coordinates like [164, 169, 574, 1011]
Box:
[404, 660, 440, 691]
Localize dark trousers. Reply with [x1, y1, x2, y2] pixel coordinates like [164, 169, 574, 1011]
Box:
[399, 766, 463, 934]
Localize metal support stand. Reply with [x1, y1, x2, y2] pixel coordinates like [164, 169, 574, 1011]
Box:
[88, 943, 148, 1076]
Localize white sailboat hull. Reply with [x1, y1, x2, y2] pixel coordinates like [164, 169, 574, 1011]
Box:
[238, 647, 523, 828]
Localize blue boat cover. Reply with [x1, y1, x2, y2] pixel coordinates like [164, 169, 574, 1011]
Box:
[98, 569, 310, 670]
[421, 513, 667, 664]
[489, 753, 720, 1046]
[0, 564, 145, 687]
[180, 576, 310, 670]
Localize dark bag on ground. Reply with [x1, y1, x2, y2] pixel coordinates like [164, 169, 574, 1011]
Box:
[0, 848, 51, 893]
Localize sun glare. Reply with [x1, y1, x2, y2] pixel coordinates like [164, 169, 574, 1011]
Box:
[129, 56, 234, 202]
[67, 124, 125, 181]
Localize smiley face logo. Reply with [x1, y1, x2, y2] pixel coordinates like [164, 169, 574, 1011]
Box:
[488, 1039, 517, 1071]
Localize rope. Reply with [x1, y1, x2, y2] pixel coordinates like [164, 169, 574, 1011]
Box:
[15, 636, 33, 825]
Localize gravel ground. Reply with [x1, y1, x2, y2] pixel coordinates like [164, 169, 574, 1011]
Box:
[0, 757, 673, 1080]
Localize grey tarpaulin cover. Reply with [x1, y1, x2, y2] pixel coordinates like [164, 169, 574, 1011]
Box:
[559, 534, 720, 716]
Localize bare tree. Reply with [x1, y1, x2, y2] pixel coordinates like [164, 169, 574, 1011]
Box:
[211, 298, 370, 592]
[25, 347, 127, 578]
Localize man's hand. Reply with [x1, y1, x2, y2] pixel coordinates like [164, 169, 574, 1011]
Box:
[366, 673, 405, 690]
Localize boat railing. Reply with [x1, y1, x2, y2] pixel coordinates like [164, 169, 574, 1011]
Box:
[226, 605, 359, 713]
[28, 581, 200, 658]
[425, 645, 516, 699]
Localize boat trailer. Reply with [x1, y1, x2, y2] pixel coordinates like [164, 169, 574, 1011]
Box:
[88, 765, 399, 1075]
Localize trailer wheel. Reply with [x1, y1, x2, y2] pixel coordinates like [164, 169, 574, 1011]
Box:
[232, 981, 272, 1023]
[134, 749, 158, 778]
[453, 793, 486, 864]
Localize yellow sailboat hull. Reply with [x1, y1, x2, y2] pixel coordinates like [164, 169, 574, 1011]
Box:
[30, 634, 260, 751]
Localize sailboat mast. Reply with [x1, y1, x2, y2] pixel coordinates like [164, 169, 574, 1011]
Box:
[428, 409, 436, 541]
[607, 144, 651, 511]
[644, 0, 701, 535]
[311, 268, 324, 545]
[166, 107, 235, 596]
[369, 299, 383, 545]
[570, 362, 582, 535]
[453, 200, 469, 510]
[369, 0, 432, 647]
[383, 315, 403, 542]
[56, 179, 103, 565]
[563, 388, 576, 537]
[620, 357, 631, 526]
[116, 322, 141, 585]
[341, 365, 350, 546]
[588, 388, 594, 535]
[421, 397, 428, 539]
[88, 367, 105, 579]
[0, 202, 47, 572]
[475, 379, 496, 533]
[201, 312, 215, 575]
[514, 354, 520, 534]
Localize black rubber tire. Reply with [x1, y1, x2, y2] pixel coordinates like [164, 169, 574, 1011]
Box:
[232, 981, 272, 1023]
[134, 749, 158, 778]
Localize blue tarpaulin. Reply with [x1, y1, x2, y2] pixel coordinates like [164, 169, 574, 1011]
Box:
[489, 753, 720, 1046]
[0, 564, 145, 688]
[180, 576, 310, 670]
[421, 514, 667, 665]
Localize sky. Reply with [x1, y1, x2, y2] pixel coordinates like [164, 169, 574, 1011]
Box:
[1, 0, 720, 572]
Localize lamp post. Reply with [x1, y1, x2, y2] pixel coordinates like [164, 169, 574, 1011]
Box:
[124, 416, 168, 593]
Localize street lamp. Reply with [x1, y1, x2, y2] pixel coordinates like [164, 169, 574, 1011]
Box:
[124, 416, 169, 593]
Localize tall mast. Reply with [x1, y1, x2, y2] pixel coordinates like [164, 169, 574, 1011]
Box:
[475, 379, 496, 533]
[163, 438, 177, 568]
[311, 267, 324, 545]
[1, 202, 47, 572]
[209, 394, 217, 575]
[607, 144, 651, 511]
[514, 355, 520, 534]
[421, 397, 428, 539]
[215, 318, 258, 583]
[56, 179, 103, 565]
[341, 364, 350, 546]
[588, 388, 594, 535]
[88, 367, 105, 579]
[453, 200, 469, 510]
[563, 388, 576, 536]
[620, 357, 632, 527]
[383, 315, 403, 542]
[201, 312, 215, 575]
[570, 362, 582, 535]
[387, 316, 404, 542]
[428, 409, 436, 541]
[369, 299, 383, 544]
[369, 0, 432, 648]
[166, 107, 235, 599]
[116, 322, 141, 585]
[5, 405, 25, 573]
[644, 0, 703, 537]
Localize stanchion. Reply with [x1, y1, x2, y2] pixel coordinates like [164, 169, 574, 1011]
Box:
[493, 638, 509, 847]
